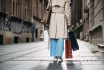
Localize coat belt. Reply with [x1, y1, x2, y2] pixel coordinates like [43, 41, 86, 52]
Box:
[52, 6, 64, 13]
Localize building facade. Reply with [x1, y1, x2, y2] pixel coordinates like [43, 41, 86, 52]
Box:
[88, 0, 104, 45]
[71, 0, 104, 45]
[0, 0, 46, 45]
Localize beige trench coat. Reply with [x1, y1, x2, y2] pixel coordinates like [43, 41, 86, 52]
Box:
[48, 0, 71, 38]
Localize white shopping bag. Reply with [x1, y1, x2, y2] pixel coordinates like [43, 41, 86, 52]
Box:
[44, 30, 49, 42]
[44, 30, 49, 49]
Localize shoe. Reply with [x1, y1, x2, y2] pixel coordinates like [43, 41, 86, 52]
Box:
[57, 57, 63, 62]
[53, 56, 58, 61]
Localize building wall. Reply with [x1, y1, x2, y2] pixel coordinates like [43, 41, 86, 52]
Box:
[32, 0, 45, 41]
[33, 18, 44, 41]
[0, 0, 46, 45]
[90, 27, 103, 45]
[88, 0, 104, 45]
[82, 0, 89, 41]
[72, 0, 104, 45]
[0, 0, 45, 22]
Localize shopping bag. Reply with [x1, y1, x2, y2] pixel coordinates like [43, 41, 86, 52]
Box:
[68, 31, 79, 51]
[65, 39, 73, 58]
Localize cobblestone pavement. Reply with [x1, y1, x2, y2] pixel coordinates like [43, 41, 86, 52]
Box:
[0, 40, 104, 70]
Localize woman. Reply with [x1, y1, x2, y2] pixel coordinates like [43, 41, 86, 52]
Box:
[47, 0, 71, 62]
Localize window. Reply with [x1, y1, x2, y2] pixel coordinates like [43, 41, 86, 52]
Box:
[24, 0, 27, 20]
[1, 0, 6, 12]
[24, 8, 27, 20]
[16, 3, 18, 16]
[0, 0, 1, 11]
[13, 1, 15, 15]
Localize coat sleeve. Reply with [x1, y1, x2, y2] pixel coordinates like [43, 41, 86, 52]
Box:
[64, 1, 71, 26]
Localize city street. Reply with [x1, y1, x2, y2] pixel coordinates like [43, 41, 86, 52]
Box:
[0, 0, 104, 70]
[0, 40, 104, 70]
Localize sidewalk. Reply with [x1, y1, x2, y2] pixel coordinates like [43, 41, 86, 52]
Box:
[75, 40, 104, 70]
[0, 40, 104, 70]
[78, 40, 104, 60]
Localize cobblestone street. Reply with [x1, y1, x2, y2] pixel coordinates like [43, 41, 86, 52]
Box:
[0, 40, 104, 70]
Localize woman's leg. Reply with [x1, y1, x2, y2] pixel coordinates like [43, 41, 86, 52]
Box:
[56, 39, 64, 57]
[56, 39, 64, 62]
[50, 39, 58, 61]
[50, 38, 64, 62]
[50, 39, 56, 56]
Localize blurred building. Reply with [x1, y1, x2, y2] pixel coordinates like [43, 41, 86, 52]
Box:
[87, 0, 104, 45]
[70, 0, 82, 38]
[71, 0, 104, 45]
[0, 0, 47, 45]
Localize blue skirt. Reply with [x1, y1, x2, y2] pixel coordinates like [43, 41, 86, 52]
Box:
[50, 39, 64, 57]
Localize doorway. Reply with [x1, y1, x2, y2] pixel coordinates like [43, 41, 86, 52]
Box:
[26, 37, 29, 42]
[14, 37, 19, 44]
[35, 29, 38, 38]
[0, 35, 3, 45]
